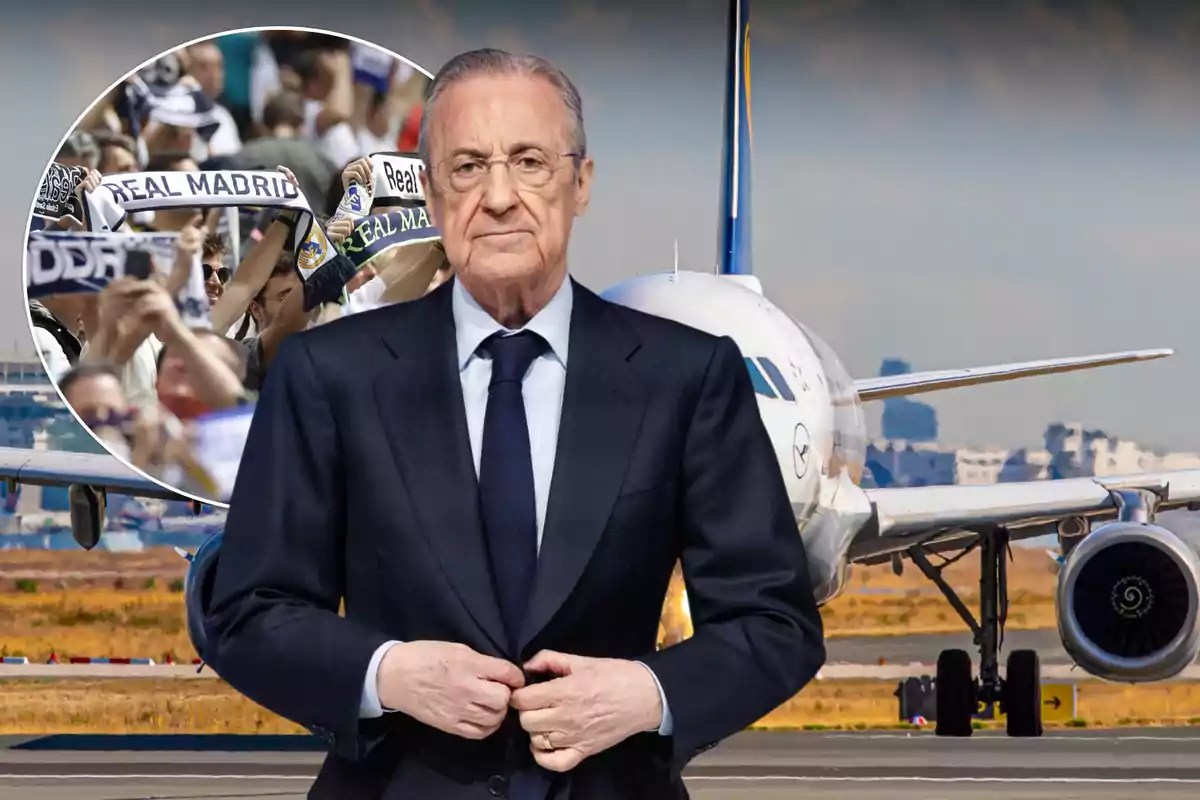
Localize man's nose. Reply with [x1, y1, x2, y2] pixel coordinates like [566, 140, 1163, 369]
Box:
[480, 164, 519, 214]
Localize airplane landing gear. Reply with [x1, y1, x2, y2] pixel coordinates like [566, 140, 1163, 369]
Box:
[908, 528, 1044, 737]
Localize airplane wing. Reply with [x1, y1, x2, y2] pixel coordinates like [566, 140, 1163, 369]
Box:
[854, 349, 1173, 402]
[0, 446, 185, 501]
[850, 469, 1200, 563]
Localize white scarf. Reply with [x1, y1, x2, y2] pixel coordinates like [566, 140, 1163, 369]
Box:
[25, 230, 210, 330]
[370, 153, 426, 207]
[82, 170, 338, 280]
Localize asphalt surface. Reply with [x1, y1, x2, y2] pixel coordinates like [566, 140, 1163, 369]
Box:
[826, 628, 1070, 665]
[5, 728, 1200, 798]
[0, 628, 1071, 682]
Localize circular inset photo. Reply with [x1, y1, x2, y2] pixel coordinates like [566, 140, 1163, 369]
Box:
[24, 28, 450, 507]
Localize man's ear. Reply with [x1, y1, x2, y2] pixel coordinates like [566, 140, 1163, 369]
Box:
[574, 157, 594, 216]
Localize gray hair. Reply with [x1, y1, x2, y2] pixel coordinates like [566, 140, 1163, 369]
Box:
[417, 49, 587, 170]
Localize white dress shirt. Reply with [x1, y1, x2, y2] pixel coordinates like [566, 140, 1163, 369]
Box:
[359, 275, 674, 737]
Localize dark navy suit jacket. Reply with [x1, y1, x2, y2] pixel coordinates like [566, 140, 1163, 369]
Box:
[204, 277, 825, 799]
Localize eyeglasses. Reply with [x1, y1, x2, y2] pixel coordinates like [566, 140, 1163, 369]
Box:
[79, 407, 138, 434]
[431, 149, 581, 193]
[203, 264, 231, 283]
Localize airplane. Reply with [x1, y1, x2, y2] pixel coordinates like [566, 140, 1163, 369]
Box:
[6, 0, 1200, 741]
[0, 446, 200, 542]
[600, 0, 1200, 740]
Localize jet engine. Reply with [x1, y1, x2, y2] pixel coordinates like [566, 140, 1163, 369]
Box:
[1057, 521, 1200, 681]
[183, 531, 224, 666]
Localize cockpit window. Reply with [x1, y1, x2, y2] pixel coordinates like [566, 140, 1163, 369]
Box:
[757, 358, 795, 402]
[743, 358, 776, 399]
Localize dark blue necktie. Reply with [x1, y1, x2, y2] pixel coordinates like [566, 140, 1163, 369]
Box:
[478, 330, 548, 652]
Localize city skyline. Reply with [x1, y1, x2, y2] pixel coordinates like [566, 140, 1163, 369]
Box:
[5, 0, 1199, 449]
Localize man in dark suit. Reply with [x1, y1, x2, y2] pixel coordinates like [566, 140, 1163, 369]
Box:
[205, 47, 825, 799]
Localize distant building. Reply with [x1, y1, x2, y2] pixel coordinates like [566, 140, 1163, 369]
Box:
[0, 361, 79, 513]
[865, 440, 954, 487]
[878, 358, 938, 442]
[0, 362, 190, 519]
[865, 421, 1200, 488]
[1043, 422, 1199, 477]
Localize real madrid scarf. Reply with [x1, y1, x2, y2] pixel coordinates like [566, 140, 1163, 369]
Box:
[81, 170, 338, 280]
[370, 152, 426, 207]
[301, 208, 441, 312]
[26, 230, 212, 329]
[340, 207, 440, 271]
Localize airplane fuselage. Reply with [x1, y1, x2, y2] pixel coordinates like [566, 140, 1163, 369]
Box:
[601, 270, 875, 605]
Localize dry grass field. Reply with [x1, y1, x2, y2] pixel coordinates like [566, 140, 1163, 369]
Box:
[0, 546, 1062, 662]
[759, 678, 1200, 730]
[0, 678, 305, 734]
[3, 677, 1199, 735]
[0, 545, 1188, 734]
[819, 545, 1060, 637]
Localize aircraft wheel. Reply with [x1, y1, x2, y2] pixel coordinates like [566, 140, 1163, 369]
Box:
[935, 649, 975, 736]
[1004, 649, 1043, 737]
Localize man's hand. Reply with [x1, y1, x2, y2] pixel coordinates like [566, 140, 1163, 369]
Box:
[277, 164, 300, 188]
[376, 641, 526, 741]
[74, 168, 102, 202]
[133, 280, 185, 344]
[326, 216, 355, 245]
[345, 264, 376, 294]
[511, 650, 664, 773]
[165, 214, 204, 296]
[341, 156, 373, 191]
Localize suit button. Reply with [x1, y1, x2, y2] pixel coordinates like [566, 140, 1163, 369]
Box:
[488, 774, 509, 796]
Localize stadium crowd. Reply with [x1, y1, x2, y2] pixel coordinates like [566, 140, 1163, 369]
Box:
[28, 31, 451, 500]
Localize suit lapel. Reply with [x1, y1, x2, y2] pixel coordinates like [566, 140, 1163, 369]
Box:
[519, 283, 647, 652]
[372, 282, 508, 655]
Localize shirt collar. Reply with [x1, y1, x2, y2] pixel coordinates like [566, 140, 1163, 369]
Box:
[453, 273, 573, 371]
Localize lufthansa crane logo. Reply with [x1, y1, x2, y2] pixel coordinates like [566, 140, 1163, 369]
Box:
[793, 423, 811, 480]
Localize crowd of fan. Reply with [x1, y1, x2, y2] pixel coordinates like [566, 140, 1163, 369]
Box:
[28, 31, 451, 499]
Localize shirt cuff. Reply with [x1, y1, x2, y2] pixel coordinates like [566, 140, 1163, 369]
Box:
[635, 660, 674, 736]
[360, 640, 402, 718]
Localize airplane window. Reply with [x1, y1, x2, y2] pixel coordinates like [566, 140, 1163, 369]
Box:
[743, 358, 776, 399]
[757, 358, 796, 402]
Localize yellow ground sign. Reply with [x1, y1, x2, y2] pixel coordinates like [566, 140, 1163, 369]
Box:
[977, 683, 1077, 722]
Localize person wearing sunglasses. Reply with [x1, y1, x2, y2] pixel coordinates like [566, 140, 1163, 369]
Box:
[202, 233, 232, 304]
[58, 362, 136, 460]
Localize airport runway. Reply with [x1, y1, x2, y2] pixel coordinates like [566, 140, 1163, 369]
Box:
[5, 728, 1200, 799]
[827, 628, 1069, 665]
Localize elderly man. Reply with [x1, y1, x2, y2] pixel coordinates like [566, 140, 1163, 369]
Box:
[206, 48, 824, 799]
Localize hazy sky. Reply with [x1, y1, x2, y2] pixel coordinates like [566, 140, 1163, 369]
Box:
[5, 0, 1200, 451]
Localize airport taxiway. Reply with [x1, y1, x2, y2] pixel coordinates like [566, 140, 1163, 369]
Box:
[827, 628, 1069, 665]
[4, 728, 1200, 799]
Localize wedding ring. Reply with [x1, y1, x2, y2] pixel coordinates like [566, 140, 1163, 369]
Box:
[541, 732, 554, 751]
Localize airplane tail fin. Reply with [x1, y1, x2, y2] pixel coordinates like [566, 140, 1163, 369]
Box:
[717, 0, 752, 276]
